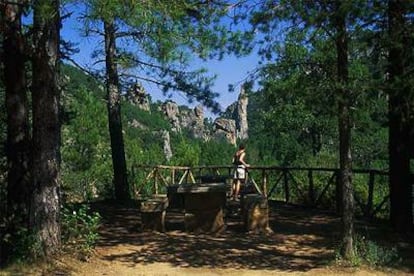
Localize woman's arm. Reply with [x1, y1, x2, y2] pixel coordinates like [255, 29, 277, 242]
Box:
[239, 152, 249, 167]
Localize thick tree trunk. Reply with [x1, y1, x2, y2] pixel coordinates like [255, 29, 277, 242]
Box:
[30, 0, 61, 257]
[1, 0, 31, 260]
[104, 19, 130, 200]
[335, 1, 354, 259]
[387, 0, 413, 232]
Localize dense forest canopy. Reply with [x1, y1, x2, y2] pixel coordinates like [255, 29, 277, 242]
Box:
[0, 0, 413, 264]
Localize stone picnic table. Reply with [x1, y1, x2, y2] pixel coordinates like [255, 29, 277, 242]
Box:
[167, 182, 228, 233]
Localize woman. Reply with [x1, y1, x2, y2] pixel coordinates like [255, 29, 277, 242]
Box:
[230, 144, 249, 201]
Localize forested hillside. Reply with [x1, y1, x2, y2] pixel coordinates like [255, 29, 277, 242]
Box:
[39, 61, 389, 209]
[58, 64, 236, 201]
[1, 60, 389, 201]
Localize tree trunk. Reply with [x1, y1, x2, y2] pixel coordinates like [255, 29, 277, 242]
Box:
[334, 1, 355, 259]
[104, 19, 130, 200]
[387, 0, 413, 232]
[30, 0, 61, 257]
[1, 0, 31, 260]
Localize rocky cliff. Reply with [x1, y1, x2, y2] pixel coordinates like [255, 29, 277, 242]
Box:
[213, 118, 236, 144]
[160, 101, 207, 140]
[237, 85, 249, 140]
[127, 84, 248, 147]
[212, 85, 249, 143]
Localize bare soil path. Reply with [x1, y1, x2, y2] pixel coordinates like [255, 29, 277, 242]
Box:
[3, 200, 414, 275]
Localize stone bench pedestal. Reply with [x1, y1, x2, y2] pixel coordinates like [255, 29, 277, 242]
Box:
[183, 192, 226, 233]
[242, 194, 273, 234]
[176, 183, 227, 234]
[140, 196, 169, 232]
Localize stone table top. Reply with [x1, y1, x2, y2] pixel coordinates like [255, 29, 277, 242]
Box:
[169, 182, 228, 193]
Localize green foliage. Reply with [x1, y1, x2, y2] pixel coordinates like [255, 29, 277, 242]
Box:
[122, 103, 167, 167]
[0, 223, 38, 263]
[200, 140, 234, 166]
[61, 64, 104, 98]
[244, 6, 389, 170]
[242, 12, 389, 211]
[125, 133, 165, 165]
[351, 90, 388, 169]
[61, 203, 101, 258]
[335, 234, 401, 268]
[244, 25, 340, 167]
[170, 135, 201, 166]
[61, 85, 113, 201]
[122, 101, 170, 131]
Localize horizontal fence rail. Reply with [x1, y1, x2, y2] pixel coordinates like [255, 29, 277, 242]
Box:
[130, 165, 390, 220]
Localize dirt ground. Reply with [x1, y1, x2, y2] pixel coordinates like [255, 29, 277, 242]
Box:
[2, 200, 414, 275]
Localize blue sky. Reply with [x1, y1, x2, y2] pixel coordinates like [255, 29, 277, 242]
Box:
[60, 5, 260, 118]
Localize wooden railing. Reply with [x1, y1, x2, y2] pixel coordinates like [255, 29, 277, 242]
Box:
[130, 165, 390, 219]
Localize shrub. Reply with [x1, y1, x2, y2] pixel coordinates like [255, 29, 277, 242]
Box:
[0, 222, 40, 263]
[61, 204, 101, 260]
[336, 234, 401, 268]
[354, 235, 401, 267]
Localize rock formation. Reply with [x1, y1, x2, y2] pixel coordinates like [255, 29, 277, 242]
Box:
[160, 130, 172, 161]
[213, 118, 237, 145]
[129, 119, 148, 130]
[161, 101, 207, 140]
[130, 85, 249, 148]
[127, 83, 150, 111]
[181, 104, 206, 140]
[161, 101, 181, 132]
[211, 85, 249, 144]
[237, 85, 249, 140]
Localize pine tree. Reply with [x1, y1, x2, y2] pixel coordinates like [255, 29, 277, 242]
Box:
[387, 0, 414, 232]
[74, 0, 241, 199]
[1, 0, 31, 261]
[31, 0, 62, 257]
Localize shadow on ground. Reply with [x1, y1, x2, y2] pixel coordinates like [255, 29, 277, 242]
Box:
[90, 200, 414, 274]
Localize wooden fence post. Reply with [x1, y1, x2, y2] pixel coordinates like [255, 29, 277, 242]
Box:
[154, 167, 159, 195]
[366, 171, 375, 217]
[308, 170, 315, 206]
[262, 169, 268, 197]
[335, 170, 342, 214]
[284, 169, 290, 203]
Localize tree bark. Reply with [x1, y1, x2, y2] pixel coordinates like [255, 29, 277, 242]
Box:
[1, 0, 31, 260]
[387, 0, 413, 232]
[104, 19, 130, 200]
[334, 1, 355, 259]
[30, 0, 61, 257]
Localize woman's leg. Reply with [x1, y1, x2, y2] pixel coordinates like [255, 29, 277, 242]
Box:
[234, 180, 241, 200]
[230, 179, 236, 198]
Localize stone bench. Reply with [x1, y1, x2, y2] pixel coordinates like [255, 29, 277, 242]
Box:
[241, 194, 273, 234]
[140, 195, 169, 232]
